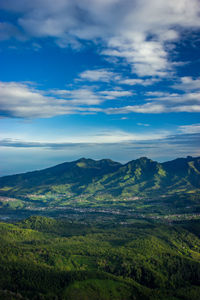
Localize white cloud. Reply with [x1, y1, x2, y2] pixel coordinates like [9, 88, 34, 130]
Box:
[174, 105, 200, 112]
[51, 87, 133, 102]
[1, 0, 200, 77]
[178, 124, 200, 134]
[1, 80, 200, 119]
[2, 80, 200, 119]
[0, 81, 134, 118]
[106, 103, 166, 114]
[173, 77, 200, 91]
[145, 91, 172, 97]
[102, 36, 169, 77]
[137, 123, 150, 127]
[119, 78, 158, 86]
[146, 91, 200, 103]
[0, 129, 169, 147]
[51, 88, 101, 105]
[79, 69, 117, 82]
[79, 68, 158, 87]
[106, 102, 200, 114]
[62, 129, 168, 143]
[99, 90, 133, 99]
[0, 82, 100, 118]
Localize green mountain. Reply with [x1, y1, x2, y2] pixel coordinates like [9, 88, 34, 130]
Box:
[0, 156, 200, 199]
[86, 156, 200, 197]
[0, 158, 121, 196]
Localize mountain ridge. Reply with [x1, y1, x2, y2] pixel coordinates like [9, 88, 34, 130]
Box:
[0, 156, 200, 199]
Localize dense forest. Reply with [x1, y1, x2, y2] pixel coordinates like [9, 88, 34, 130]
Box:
[0, 216, 200, 300]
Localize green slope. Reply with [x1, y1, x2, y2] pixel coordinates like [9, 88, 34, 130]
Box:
[85, 157, 167, 197]
[0, 158, 121, 196]
[87, 156, 200, 197]
[0, 156, 200, 199]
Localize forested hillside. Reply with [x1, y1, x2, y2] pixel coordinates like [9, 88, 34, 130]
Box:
[0, 216, 200, 300]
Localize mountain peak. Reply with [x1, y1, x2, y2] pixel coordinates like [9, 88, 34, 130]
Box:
[127, 157, 154, 166]
[138, 157, 152, 162]
[76, 157, 93, 163]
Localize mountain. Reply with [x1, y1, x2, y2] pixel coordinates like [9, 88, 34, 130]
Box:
[86, 156, 200, 197]
[163, 156, 200, 189]
[0, 158, 121, 196]
[0, 156, 200, 199]
[85, 157, 166, 197]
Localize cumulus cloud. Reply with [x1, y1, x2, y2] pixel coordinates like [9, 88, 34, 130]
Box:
[99, 90, 133, 99]
[79, 69, 118, 82]
[102, 37, 169, 77]
[79, 68, 158, 87]
[1, 80, 200, 119]
[50, 88, 101, 105]
[1, 0, 200, 76]
[0, 82, 81, 118]
[146, 91, 200, 104]
[119, 78, 158, 86]
[51, 88, 133, 102]
[115, 90, 200, 114]
[172, 77, 200, 91]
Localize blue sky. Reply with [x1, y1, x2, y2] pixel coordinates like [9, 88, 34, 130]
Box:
[0, 0, 200, 175]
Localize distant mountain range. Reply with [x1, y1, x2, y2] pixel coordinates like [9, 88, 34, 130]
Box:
[0, 156, 200, 199]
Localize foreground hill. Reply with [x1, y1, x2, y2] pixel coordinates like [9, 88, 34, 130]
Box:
[0, 216, 200, 300]
[0, 156, 200, 199]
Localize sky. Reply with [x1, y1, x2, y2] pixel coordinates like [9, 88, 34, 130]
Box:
[0, 0, 200, 175]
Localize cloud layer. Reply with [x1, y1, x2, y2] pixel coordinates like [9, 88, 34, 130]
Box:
[1, 0, 200, 76]
[1, 79, 200, 118]
[0, 81, 134, 118]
